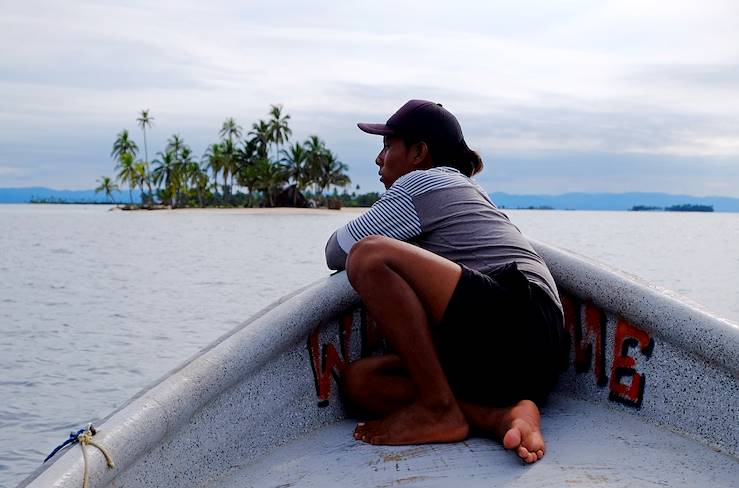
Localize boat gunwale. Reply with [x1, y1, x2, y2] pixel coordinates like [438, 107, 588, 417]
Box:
[531, 238, 739, 377]
[19, 273, 360, 488]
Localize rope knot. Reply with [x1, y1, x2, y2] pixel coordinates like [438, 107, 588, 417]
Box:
[45, 424, 115, 487]
[76, 431, 94, 445]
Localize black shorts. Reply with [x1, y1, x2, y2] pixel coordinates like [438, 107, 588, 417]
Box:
[433, 262, 565, 406]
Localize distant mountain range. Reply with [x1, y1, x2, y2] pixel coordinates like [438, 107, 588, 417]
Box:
[1, 187, 739, 212]
[490, 191, 739, 212]
[0, 187, 139, 204]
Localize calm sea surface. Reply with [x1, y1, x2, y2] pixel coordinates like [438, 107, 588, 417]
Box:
[1, 204, 737, 486]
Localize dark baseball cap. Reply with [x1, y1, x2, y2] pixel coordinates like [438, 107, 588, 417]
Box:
[357, 99, 465, 151]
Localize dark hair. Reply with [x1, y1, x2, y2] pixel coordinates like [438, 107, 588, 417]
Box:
[402, 136, 484, 177]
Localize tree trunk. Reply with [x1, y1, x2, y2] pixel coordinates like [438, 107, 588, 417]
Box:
[146, 180, 153, 207]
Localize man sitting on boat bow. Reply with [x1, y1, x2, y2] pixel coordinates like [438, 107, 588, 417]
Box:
[325, 100, 565, 464]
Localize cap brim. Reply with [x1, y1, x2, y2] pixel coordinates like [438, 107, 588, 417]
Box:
[357, 123, 395, 136]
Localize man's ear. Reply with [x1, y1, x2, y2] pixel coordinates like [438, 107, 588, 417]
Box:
[410, 142, 432, 168]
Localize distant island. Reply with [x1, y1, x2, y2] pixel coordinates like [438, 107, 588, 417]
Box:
[4, 189, 739, 212]
[666, 204, 713, 212]
[490, 192, 739, 212]
[29, 196, 114, 205]
[92, 105, 360, 210]
[630, 205, 662, 211]
[631, 204, 714, 212]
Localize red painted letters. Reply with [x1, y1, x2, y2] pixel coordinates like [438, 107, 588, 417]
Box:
[563, 294, 608, 386]
[308, 313, 354, 406]
[608, 319, 654, 407]
[309, 295, 656, 409]
[562, 292, 654, 408]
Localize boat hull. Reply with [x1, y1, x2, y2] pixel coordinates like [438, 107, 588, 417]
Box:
[21, 240, 739, 487]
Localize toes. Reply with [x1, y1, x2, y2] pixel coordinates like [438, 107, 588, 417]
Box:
[353, 422, 368, 440]
[355, 420, 383, 444]
[503, 428, 521, 450]
[536, 449, 544, 460]
[517, 446, 529, 460]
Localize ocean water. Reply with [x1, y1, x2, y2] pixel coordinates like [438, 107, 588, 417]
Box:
[0, 204, 737, 486]
[510, 209, 739, 321]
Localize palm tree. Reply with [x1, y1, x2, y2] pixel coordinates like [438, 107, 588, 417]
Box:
[137, 109, 154, 203]
[235, 138, 260, 207]
[219, 117, 243, 145]
[160, 135, 189, 206]
[253, 157, 286, 207]
[280, 142, 308, 206]
[221, 138, 238, 203]
[203, 143, 225, 202]
[165, 134, 184, 159]
[177, 146, 196, 205]
[269, 104, 291, 161]
[111, 129, 139, 162]
[316, 150, 351, 200]
[116, 152, 138, 204]
[189, 163, 209, 207]
[304, 135, 328, 198]
[152, 151, 178, 207]
[134, 161, 148, 205]
[248, 120, 272, 159]
[95, 176, 119, 204]
[136, 110, 154, 162]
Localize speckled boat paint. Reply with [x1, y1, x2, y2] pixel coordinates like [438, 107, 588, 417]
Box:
[19, 241, 739, 487]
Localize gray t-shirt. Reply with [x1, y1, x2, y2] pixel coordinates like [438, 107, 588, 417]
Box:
[325, 166, 562, 310]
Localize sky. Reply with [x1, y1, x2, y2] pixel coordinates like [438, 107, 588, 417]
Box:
[1, 0, 738, 196]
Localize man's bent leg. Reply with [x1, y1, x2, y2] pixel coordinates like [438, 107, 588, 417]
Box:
[345, 236, 467, 445]
[342, 356, 546, 463]
[342, 355, 414, 417]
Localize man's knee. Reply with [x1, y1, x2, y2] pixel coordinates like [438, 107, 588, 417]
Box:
[346, 235, 394, 287]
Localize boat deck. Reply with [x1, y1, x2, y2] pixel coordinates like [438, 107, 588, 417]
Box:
[211, 395, 738, 487]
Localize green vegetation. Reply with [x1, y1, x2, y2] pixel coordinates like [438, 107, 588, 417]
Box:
[336, 189, 382, 207]
[29, 197, 111, 204]
[95, 176, 119, 203]
[102, 105, 356, 209]
[666, 204, 713, 212]
[631, 204, 714, 212]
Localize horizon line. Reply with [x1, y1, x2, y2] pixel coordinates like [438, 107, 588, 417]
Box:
[1, 186, 738, 200]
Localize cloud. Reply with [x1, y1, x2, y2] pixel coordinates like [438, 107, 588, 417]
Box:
[473, 151, 739, 197]
[629, 63, 739, 90]
[1, 0, 738, 196]
[0, 165, 26, 177]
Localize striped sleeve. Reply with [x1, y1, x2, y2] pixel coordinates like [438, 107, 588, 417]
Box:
[334, 183, 422, 254]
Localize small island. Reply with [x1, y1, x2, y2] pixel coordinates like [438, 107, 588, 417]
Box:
[92, 105, 381, 210]
[665, 204, 713, 212]
[631, 204, 714, 212]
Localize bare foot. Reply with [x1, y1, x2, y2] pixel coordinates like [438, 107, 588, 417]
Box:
[353, 400, 468, 445]
[460, 399, 545, 464]
[501, 400, 545, 463]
